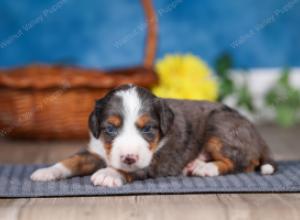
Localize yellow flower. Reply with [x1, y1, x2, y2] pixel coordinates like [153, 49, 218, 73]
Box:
[152, 54, 218, 101]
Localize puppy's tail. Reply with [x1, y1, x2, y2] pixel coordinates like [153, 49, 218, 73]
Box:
[259, 147, 276, 175]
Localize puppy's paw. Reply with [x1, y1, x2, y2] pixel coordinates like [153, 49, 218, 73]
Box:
[193, 162, 219, 177]
[91, 167, 125, 187]
[183, 159, 206, 176]
[30, 163, 71, 181]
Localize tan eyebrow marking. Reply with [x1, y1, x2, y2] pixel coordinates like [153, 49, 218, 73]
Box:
[136, 114, 161, 151]
[107, 115, 122, 127]
[136, 114, 151, 128]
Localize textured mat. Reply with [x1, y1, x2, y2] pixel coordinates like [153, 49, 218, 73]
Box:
[0, 161, 300, 198]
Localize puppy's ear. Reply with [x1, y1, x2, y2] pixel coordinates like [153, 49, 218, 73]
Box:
[88, 99, 105, 138]
[156, 99, 174, 135]
[88, 110, 99, 138]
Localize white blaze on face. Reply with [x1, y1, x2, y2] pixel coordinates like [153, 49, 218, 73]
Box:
[110, 87, 153, 172]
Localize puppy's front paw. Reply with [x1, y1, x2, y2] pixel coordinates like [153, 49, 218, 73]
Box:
[91, 167, 125, 187]
[30, 163, 71, 181]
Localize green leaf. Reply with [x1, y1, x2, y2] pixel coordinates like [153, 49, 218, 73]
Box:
[237, 84, 255, 112]
[264, 67, 300, 127]
[265, 89, 278, 106]
[215, 53, 232, 79]
[218, 78, 235, 101]
[276, 106, 297, 127]
[278, 67, 290, 86]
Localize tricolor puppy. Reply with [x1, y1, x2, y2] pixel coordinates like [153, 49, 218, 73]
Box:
[31, 84, 276, 187]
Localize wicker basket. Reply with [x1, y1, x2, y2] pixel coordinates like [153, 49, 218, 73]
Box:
[0, 0, 158, 140]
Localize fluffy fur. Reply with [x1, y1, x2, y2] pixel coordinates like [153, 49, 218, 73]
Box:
[31, 84, 276, 187]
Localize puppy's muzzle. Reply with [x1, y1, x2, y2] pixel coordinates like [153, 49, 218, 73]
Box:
[121, 154, 139, 165]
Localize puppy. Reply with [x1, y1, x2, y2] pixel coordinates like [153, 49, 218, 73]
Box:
[31, 84, 276, 187]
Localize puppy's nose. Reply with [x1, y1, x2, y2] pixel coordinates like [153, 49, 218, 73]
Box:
[121, 154, 139, 165]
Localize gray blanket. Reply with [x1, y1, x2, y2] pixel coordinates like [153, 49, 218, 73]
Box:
[0, 161, 299, 198]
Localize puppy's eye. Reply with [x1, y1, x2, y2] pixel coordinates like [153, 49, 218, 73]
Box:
[141, 125, 153, 134]
[104, 125, 118, 136]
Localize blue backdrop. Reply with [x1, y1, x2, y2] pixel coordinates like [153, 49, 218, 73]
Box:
[0, 0, 299, 69]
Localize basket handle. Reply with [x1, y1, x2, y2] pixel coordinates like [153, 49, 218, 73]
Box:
[141, 0, 157, 68]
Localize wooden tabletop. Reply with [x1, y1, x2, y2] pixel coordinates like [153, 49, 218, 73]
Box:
[1, 124, 300, 220]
